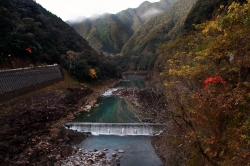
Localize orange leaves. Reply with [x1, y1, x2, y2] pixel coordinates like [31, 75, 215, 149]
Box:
[89, 68, 98, 79]
[203, 76, 226, 89]
[26, 47, 32, 53]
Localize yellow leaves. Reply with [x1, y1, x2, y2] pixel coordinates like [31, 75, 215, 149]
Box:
[168, 64, 205, 80]
[89, 68, 98, 79]
[159, 72, 164, 76]
[195, 49, 210, 61]
[167, 59, 174, 64]
[164, 81, 178, 87]
[168, 69, 181, 76]
[66, 50, 76, 56]
[228, 2, 241, 16]
[227, 0, 250, 25]
[201, 21, 222, 36]
[240, 134, 247, 140]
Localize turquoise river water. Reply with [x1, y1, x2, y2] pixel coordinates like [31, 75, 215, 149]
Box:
[73, 76, 163, 166]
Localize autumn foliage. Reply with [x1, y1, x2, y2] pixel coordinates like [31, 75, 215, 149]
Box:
[203, 76, 226, 89]
[156, 1, 250, 165]
[26, 48, 32, 54]
[89, 68, 98, 79]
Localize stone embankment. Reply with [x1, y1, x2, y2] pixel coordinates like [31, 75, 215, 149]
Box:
[0, 64, 64, 102]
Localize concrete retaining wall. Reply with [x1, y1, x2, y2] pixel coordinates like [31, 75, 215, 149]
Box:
[0, 64, 64, 102]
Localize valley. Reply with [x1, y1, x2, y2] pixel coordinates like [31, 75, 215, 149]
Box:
[1, 0, 250, 165]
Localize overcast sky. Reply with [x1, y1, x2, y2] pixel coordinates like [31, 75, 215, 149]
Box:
[36, 0, 160, 21]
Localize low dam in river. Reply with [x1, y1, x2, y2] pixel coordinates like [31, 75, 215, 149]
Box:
[69, 76, 164, 166]
[64, 122, 167, 136]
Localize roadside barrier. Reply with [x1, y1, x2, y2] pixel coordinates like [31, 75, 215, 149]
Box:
[0, 64, 64, 102]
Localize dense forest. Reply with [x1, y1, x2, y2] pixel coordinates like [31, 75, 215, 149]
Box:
[69, 0, 199, 71]
[153, 0, 250, 165]
[68, 0, 178, 71]
[115, 0, 197, 71]
[69, 0, 176, 55]
[0, 0, 121, 81]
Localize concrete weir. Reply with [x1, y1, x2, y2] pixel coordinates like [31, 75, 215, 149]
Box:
[64, 122, 167, 136]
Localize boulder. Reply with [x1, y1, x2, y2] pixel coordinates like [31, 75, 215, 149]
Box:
[98, 152, 106, 158]
[87, 158, 95, 164]
[118, 150, 125, 153]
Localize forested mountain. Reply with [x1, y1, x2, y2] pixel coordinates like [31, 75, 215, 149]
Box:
[0, 0, 121, 81]
[153, 0, 250, 165]
[113, 0, 197, 71]
[69, 0, 177, 54]
[121, 0, 244, 56]
[67, 0, 199, 71]
[121, 0, 197, 56]
[114, 0, 245, 71]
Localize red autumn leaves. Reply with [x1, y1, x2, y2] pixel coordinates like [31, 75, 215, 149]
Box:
[26, 48, 32, 53]
[201, 76, 227, 89]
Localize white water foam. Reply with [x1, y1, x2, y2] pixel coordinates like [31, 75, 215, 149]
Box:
[102, 88, 118, 97]
[65, 123, 167, 136]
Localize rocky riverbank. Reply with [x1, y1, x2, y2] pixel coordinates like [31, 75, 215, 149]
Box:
[55, 147, 125, 166]
[0, 77, 119, 166]
[78, 79, 120, 112]
[112, 87, 167, 123]
[0, 87, 93, 165]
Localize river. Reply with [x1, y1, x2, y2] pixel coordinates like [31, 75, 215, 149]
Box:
[73, 76, 163, 166]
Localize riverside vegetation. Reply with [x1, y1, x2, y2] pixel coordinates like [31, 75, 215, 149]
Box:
[153, 1, 250, 165]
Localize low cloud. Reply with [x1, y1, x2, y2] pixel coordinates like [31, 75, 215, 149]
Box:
[67, 16, 87, 23]
[89, 13, 102, 20]
[142, 8, 163, 19]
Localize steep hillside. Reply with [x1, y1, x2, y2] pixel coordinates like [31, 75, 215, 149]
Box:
[0, 0, 121, 81]
[69, 0, 176, 54]
[153, 0, 250, 165]
[122, 0, 247, 58]
[118, 0, 248, 71]
[121, 0, 198, 56]
[182, 0, 247, 33]
[112, 0, 197, 71]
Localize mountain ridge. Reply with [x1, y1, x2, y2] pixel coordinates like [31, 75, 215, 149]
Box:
[121, 0, 198, 56]
[69, 0, 177, 54]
